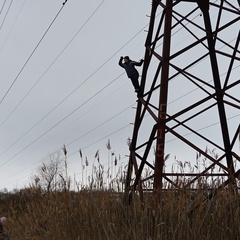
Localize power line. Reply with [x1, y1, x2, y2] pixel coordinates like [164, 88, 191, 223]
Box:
[0, 1, 68, 104]
[66, 102, 135, 148]
[0, 2, 238, 189]
[0, 0, 26, 55]
[0, 122, 131, 189]
[0, 101, 134, 184]
[0, 0, 13, 32]
[1, 77, 239, 187]
[36, 77, 129, 148]
[0, 4, 238, 167]
[0, 0, 106, 127]
[0, 0, 7, 16]
[0, 73, 123, 167]
[80, 124, 130, 151]
[2, 111, 239, 189]
[0, 73, 125, 158]
[0, 80, 136, 182]
[0, 14, 147, 158]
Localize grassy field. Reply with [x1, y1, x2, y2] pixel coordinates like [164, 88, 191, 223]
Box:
[1, 184, 240, 240]
[0, 147, 239, 239]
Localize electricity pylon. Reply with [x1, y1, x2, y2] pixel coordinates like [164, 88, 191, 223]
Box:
[124, 0, 240, 204]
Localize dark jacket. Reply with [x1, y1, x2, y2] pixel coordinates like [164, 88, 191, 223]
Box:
[119, 58, 143, 78]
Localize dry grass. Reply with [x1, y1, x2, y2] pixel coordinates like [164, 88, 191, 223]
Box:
[0, 184, 240, 240]
[1, 146, 239, 239]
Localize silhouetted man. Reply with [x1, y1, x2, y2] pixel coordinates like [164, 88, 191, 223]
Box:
[119, 56, 144, 93]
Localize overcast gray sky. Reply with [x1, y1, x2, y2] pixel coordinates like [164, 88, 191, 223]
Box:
[0, 0, 239, 190]
[0, 0, 152, 190]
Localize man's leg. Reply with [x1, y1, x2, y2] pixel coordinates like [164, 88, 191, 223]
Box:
[131, 74, 140, 91]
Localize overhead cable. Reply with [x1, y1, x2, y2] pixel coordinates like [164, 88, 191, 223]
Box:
[0, 1, 68, 104]
[0, 0, 7, 16]
[0, 0, 105, 127]
[0, 15, 147, 156]
[0, 0, 13, 31]
[0, 73, 123, 167]
[0, 0, 26, 55]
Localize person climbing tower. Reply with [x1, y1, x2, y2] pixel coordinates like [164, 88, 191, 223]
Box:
[118, 56, 144, 93]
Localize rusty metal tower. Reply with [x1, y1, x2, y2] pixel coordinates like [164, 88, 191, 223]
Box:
[125, 0, 240, 203]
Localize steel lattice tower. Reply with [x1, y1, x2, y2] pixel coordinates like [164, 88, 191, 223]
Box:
[124, 0, 240, 204]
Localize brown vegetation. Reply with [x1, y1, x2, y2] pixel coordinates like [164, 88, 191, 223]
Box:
[0, 182, 240, 240]
[0, 145, 239, 239]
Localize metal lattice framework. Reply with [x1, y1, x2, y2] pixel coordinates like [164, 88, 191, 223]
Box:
[124, 0, 240, 203]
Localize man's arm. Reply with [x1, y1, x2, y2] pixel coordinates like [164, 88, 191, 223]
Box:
[132, 59, 144, 67]
[118, 56, 125, 68]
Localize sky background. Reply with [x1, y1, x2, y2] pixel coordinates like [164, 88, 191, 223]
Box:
[0, 0, 151, 190]
[0, 0, 239, 191]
